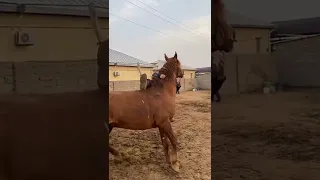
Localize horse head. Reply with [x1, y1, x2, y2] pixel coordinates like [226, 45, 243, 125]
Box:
[160, 52, 184, 80]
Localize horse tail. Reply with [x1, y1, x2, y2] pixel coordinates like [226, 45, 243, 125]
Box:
[212, 0, 235, 52]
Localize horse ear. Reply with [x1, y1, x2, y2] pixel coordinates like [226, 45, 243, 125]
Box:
[164, 54, 169, 61]
[174, 51, 177, 59]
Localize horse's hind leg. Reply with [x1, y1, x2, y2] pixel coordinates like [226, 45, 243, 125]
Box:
[162, 119, 181, 172]
[106, 121, 122, 161]
[159, 128, 170, 163]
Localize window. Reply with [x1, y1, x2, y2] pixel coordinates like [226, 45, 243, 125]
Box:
[190, 73, 193, 79]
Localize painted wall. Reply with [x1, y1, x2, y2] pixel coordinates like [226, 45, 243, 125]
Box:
[109, 66, 153, 81]
[183, 70, 196, 79]
[233, 28, 271, 54]
[0, 13, 108, 94]
[0, 13, 108, 62]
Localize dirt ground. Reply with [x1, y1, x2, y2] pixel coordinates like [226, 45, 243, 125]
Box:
[0, 91, 109, 180]
[109, 91, 211, 180]
[212, 91, 320, 180]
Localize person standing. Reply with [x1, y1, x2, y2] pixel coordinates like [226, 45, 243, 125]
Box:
[212, 51, 227, 102]
[212, 0, 235, 102]
[176, 78, 181, 94]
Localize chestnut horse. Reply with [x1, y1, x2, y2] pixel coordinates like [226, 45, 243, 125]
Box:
[108, 52, 183, 172]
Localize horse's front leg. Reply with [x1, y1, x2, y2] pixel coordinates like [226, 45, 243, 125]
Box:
[106, 122, 122, 162]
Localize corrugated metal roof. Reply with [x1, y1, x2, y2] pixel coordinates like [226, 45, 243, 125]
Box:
[196, 67, 211, 73]
[109, 49, 154, 68]
[0, 0, 108, 17]
[272, 17, 320, 35]
[151, 60, 196, 71]
[227, 11, 275, 29]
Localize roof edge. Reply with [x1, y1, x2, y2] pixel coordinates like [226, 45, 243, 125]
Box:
[0, 3, 108, 18]
[272, 34, 320, 45]
[232, 24, 276, 29]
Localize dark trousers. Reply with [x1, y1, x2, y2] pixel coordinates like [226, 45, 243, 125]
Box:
[176, 85, 181, 94]
[212, 76, 226, 102]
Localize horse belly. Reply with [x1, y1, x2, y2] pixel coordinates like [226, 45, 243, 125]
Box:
[110, 101, 154, 130]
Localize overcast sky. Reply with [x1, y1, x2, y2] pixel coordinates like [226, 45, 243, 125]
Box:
[224, 0, 320, 22]
[109, 0, 211, 68]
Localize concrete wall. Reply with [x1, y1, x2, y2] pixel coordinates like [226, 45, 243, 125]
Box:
[109, 66, 153, 81]
[0, 60, 98, 94]
[273, 36, 320, 87]
[109, 78, 197, 92]
[196, 54, 277, 94]
[196, 74, 211, 90]
[234, 28, 271, 54]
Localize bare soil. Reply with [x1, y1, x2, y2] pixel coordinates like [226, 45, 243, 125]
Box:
[109, 91, 211, 180]
[212, 91, 320, 180]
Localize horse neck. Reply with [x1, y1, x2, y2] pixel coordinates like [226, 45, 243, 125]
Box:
[159, 63, 177, 97]
[163, 75, 177, 97]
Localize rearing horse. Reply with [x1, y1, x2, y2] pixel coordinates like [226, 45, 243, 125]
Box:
[108, 52, 184, 172]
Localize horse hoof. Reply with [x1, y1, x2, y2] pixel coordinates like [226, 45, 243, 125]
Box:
[171, 161, 180, 172]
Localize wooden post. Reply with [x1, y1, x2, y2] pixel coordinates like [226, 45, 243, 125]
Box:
[88, 3, 108, 91]
[88, 3, 105, 43]
[137, 63, 142, 76]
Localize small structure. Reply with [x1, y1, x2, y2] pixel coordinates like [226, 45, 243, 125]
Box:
[151, 60, 196, 79]
[271, 17, 320, 87]
[196, 67, 211, 77]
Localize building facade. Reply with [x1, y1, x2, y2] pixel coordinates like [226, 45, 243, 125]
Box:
[227, 11, 274, 54]
[109, 49, 154, 81]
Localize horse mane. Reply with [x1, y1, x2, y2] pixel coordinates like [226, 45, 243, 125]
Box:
[212, 0, 235, 51]
[145, 59, 178, 90]
[159, 59, 178, 80]
[213, 0, 226, 25]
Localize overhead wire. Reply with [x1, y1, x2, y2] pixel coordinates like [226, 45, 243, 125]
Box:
[123, 0, 208, 39]
[134, 0, 208, 37]
[109, 12, 196, 43]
